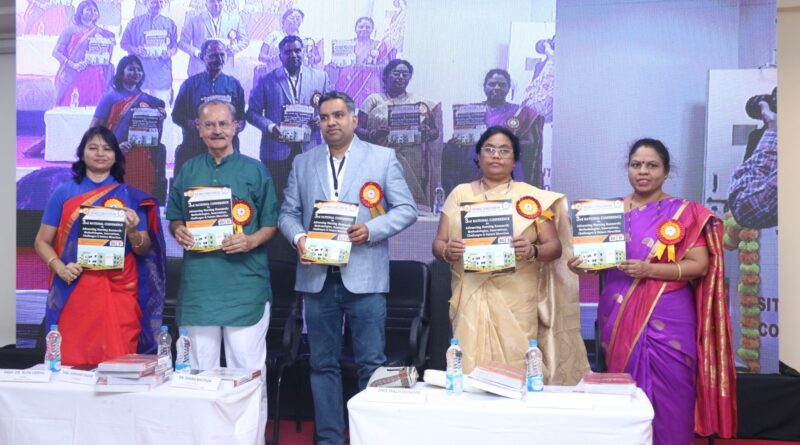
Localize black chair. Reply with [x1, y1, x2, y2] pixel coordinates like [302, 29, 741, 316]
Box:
[267, 260, 304, 445]
[341, 260, 431, 373]
[274, 260, 432, 442]
[427, 260, 454, 371]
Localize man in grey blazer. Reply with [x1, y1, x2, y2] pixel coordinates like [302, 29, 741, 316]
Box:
[178, 0, 249, 76]
[278, 91, 417, 445]
[247, 35, 329, 198]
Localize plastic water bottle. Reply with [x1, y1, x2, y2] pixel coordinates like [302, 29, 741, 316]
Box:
[44, 324, 62, 372]
[157, 325, 172, 365]
[445, 338, 463, 394]
[175, 329, 192, 374]
[70, 88, 79, 108]
[525, 339, 544, 393]
[433, 183, 445, 216]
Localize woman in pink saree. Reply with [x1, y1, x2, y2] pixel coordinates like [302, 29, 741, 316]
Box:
[569, 138, 737, 444]
[325, 16, 397, 107]
[52, 0, 115, 107]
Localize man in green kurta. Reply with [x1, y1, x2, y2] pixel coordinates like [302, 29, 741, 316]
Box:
[167, 100, 277, 445]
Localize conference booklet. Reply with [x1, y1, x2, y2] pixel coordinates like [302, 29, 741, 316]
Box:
[330, 40, 357, 66]
[183, 186, 234, 252]
[570, 198, 626, 270]
[144, 30, 168, 57]
[452, 103, 487, 146]
[387, 103, 422, 146]
[85, 36, 113, 65]
[302, 200, 359, 265]
[128, 107, 161, 147]
[279, 104, 314, 143]
[460, 199, 515, 274]
[77, 205, 126, 270]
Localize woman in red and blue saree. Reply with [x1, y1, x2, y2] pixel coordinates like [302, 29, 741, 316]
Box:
[91, 55, 167, 202]
[52, 0, 115, 107]
[34, 127, 165, 367]
[568, 139, 736, 444]
[325, 16, 397, 107]
[441, 69, 544, 195]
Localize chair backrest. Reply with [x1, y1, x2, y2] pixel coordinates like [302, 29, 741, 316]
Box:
[427, 260, 454, 371]
[267, 259, 299, 361]
[384, 260, 431, 366]
[163, 256, 182, 328]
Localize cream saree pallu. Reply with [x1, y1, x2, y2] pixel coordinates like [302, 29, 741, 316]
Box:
[444, 181, 588, 384]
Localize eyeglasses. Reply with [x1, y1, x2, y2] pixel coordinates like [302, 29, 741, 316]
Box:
[389, 70, 411, 78]
[481, 145, 514, 157]
[201, 120, 233, 130]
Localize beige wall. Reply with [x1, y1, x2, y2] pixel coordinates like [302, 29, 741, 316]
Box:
[1, 52, 16, 346]
[777, 0, 800, 370]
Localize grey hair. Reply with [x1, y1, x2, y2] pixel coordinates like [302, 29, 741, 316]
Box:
[197, 99, 236, 120]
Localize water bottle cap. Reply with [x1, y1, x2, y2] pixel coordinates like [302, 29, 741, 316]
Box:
[529, 339, 538, 347]
[179, 328, 189, 335]
[50, 324, 58, 330]
[161, 325, 169, 331]
[450, 338, 459, 345]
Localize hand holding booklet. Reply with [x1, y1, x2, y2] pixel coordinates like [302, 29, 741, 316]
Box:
[302, 200, 359, 264]
[461, 200, 515, 273]
[183, 186, 234, 252]
[77, 205, 126, 270]
[571, 198, 627, 270]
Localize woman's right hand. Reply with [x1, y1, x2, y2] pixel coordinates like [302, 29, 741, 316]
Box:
[57, 262, 83, 285]
[567, 255, 592, 275]
[69, 60, 87, 72]
[443, 239, 466, 263]
[370, 126, 390, 142]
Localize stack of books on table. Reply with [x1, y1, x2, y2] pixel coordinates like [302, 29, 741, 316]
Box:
[465, 360, 525, 399]
[95, 354, 172, 392]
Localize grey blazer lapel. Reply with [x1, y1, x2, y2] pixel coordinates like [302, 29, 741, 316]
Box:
[313, 147, 331, 200]
[203, 13, 215, 37]
[277, 70, 292, 103]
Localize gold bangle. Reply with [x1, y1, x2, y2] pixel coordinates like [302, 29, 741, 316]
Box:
[441, 243, 449, 262]
[46, 256, 58, 270]
[133, 232, 145, 249]
[676, 262, 683, 280]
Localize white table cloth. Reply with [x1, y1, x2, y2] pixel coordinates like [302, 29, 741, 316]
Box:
[0, 378, 261, 445]
[348, 383, 654, 445]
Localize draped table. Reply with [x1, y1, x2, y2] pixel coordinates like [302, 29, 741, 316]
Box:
[348, 382, 654, 445]
[0, 377, 261, 445]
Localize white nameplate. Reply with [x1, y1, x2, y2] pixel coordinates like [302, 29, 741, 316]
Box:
[364, 386, 427, 404]
[0, 369, 52, 383]
[525, 391, 594, 410]
[170, 373, 220, 391]
[57, 368, 98, 385]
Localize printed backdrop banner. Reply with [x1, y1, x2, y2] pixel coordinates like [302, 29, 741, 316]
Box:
[14, 0, 778, 373]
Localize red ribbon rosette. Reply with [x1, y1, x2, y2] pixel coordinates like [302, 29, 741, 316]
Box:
[232, 199, 254, 234]
[103, 197, 125, 208]
[360, 182, 385, 218]
[516, 196, 542, 219]
[654, 219, 685, 262]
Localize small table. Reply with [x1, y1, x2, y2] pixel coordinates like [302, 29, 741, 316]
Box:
[348, 383, 654, 445]
[0, 378, 261, 445]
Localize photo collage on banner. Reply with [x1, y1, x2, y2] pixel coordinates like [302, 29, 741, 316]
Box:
[14, 0, 779, 373]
